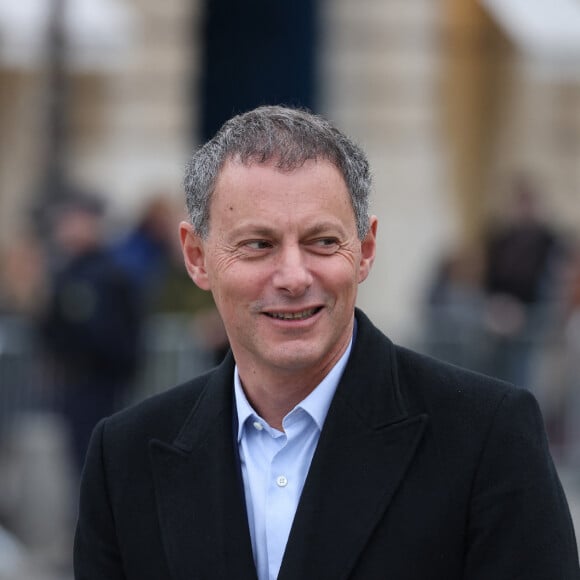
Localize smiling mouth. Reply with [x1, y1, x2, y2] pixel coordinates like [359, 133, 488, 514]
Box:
[265, 307, 321, 320]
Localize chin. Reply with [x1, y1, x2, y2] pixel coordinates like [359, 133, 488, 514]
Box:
[266, 348, 324, 373]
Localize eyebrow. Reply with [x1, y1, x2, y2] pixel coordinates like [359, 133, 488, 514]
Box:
[228, 221, 348, 240]
[302, 222, 348, 237]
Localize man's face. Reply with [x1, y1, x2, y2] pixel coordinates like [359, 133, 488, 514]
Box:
[181, 158, 377, 381]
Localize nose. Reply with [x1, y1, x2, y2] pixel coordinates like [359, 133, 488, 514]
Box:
[272, 245, 313, 296]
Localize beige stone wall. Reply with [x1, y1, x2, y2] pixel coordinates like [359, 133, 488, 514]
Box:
[0, 71, 47, 245]
[0, 0, 200, 247]
[68, 0, 201, 218]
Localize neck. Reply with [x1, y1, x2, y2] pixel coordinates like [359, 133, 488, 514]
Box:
[236, 346, 351, 430]
[238, 368, 324, 431]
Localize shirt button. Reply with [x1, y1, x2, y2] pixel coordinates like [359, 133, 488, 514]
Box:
[276, 475, 288, 488]
[252, 421, 263, 431]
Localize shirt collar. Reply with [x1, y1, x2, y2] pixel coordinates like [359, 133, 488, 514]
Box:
[234, 336, 354, 442]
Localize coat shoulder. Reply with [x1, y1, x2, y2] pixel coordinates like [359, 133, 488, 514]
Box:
[395, 344, 519, 407]
[103, 367, 218, 444]
[353, 308, 532, 429]
[392, 344, 543, 449]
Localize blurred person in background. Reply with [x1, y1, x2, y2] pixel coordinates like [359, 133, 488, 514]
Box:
[0, 235, 47, 317]
[0, 233, 49, 421]
[39, 190, 140, 473]
[483, 175, 564, 385]
[112, 193, 229, 367]
[112, 194, 175, 313]
[74, 106, 579, 579]
[546, 241, 580, 464]
[149, 208, 229, 366]
[423, 244, 488, 373]
[563, 245, 580, 463]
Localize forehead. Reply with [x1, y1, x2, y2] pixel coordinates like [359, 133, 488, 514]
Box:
[208, 159, 354, 231]
[213, 157, 348, 197]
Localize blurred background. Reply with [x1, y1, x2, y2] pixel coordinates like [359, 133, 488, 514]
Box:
[1, 0, 580, 577]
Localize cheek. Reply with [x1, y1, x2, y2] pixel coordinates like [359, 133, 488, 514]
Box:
[209, 265, 263, 306]
[322, 256, 361, 287]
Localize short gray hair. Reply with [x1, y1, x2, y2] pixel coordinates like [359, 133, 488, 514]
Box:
[184, 105, 372, 239]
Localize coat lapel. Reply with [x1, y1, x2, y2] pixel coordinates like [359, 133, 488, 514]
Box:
[149, 355, 257, 580]
[279, 310, 427, 580]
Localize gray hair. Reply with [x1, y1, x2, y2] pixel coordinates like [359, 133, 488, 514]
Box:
[184, 105, 372, 239]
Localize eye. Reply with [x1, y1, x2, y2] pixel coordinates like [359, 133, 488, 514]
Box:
[244, 240, 273, 250]
[311, 237, 340, 253]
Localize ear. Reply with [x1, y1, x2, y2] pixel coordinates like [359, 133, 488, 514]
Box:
[358, 215, 378, 284]
[179, 221, 211, 291]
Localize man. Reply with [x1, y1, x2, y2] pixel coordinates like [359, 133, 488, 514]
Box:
[74, 106, 580, 579]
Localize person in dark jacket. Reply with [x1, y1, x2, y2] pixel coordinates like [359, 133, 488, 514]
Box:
[41, 192, 140, 472]
[75, 107, 579, 579]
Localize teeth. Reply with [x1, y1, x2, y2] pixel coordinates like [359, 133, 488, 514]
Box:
[269, 308, 317, 320]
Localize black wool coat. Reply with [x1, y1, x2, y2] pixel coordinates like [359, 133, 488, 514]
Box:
[74, 309, 580, 579]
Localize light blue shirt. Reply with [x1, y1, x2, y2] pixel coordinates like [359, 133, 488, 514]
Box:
[234, 339, 353, 580]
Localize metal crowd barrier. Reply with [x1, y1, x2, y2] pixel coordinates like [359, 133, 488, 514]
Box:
[0, 313, 215, 434]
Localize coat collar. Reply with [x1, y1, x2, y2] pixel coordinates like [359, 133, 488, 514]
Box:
[278, 309, 427, 579]
[149, 309, 427, 580]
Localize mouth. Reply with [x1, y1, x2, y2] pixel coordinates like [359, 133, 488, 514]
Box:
[264, 307, 322, 321]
